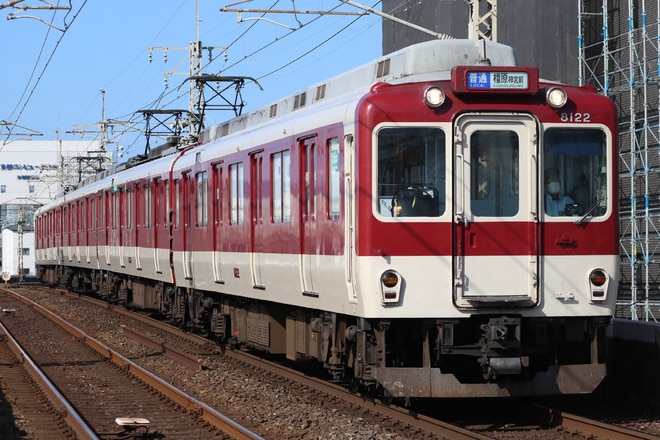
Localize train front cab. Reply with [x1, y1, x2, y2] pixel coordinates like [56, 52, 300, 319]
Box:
[353, 68, 619, 398]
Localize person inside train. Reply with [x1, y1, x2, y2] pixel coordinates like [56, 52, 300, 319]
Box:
[545, 168, 575, 216]
[570, 173, 590, 208]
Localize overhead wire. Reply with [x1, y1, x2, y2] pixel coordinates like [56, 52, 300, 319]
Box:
[212, 0, 347, 73]
[4, 7, 56, 125]
[74, 1, 188, 129]
[128, 0, 390, 120]
[255, 2, 380, 81]
[7, 1, 384, 158]
[2, 0, 84, 146]
[72, 1, 193, 158]
[121, 2, 281, 126]
[71, 0, 383, 149]
[2, 1, 388, 203]
[113, 0, 283, 157]
[120, 0, 383, 157]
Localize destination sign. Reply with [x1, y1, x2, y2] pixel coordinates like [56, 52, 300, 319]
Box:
[466, 71, 529, 90]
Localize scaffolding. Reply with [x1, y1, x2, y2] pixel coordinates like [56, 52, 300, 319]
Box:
[579, 0, 660, 321]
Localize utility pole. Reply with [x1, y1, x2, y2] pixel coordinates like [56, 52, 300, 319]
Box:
[68, 89, 113, 183]
[100, 88, 107, 152]
[468, 0, 497, 42]
[149, 0, 227, 142]
[17, 205, 23, 282]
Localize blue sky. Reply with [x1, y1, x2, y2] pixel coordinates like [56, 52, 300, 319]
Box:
[0, 1, 382, 159]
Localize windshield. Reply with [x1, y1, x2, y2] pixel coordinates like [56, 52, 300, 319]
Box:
[376, 127, 446, 217]
[543, 128, 608, 218]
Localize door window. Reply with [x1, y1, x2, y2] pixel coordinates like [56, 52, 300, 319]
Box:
[469, 130, 520, 217]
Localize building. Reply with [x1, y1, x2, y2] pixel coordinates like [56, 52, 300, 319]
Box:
[0, 139, 109, 276]
[382, 0, 579, 84]
[577, 0, 660, 321]
[2, 226, 34, 278]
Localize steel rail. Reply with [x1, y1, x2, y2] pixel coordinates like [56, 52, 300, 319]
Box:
[0, 321, 98, 440]
[541, 406, 660, 440]
[533, 405, 660, 440]
[222, 347, 493, 440]
[26, 287, 220, 351]
[121, 324, 203, 371]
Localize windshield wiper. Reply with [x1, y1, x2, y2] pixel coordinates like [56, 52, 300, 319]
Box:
[575, 200, 600, 225]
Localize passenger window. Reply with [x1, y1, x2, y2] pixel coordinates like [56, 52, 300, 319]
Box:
[196, 172, 207, 227]
[174, 180, 180, 229]
[144, 185, 152, 228]
[328, 138, 341, 220]
[230, 163, 244, 225]
[112, 191, 119, 230]
[125, 188, 133, 229]
[272, 151, 290, 223]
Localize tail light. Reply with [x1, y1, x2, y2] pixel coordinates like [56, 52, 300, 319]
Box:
[589, 268, 609, 302]
[380, 270, 401, 305]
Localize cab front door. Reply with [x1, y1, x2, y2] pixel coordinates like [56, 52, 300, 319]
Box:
[453, 114, 539, 307]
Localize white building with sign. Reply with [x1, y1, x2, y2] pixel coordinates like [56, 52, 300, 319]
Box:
[0, 139, 110, 277]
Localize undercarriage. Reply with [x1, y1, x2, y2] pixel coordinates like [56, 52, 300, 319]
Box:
[37, 264, 611, 398]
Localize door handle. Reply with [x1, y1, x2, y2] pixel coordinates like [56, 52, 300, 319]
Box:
[455, 152, 464, 222]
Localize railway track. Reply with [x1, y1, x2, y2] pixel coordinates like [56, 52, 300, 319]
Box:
[542, 407, 660, 439]
[9, 286, 483, 439]
[4, 285, 658, 439]
[0, 318, 83, 439]
[0, 288, 261, 439]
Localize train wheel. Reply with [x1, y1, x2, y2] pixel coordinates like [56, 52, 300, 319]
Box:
[349, 378, 361, 394]
[381, 390, 393, 406]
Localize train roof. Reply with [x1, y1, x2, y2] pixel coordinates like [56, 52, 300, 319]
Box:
[199, 39, 517, 144]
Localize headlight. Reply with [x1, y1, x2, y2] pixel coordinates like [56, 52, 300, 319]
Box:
[424, 86, 445, 108]
[546, 86, 568, 108]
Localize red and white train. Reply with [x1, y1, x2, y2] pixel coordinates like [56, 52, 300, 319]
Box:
[35, 39, 619, 399]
